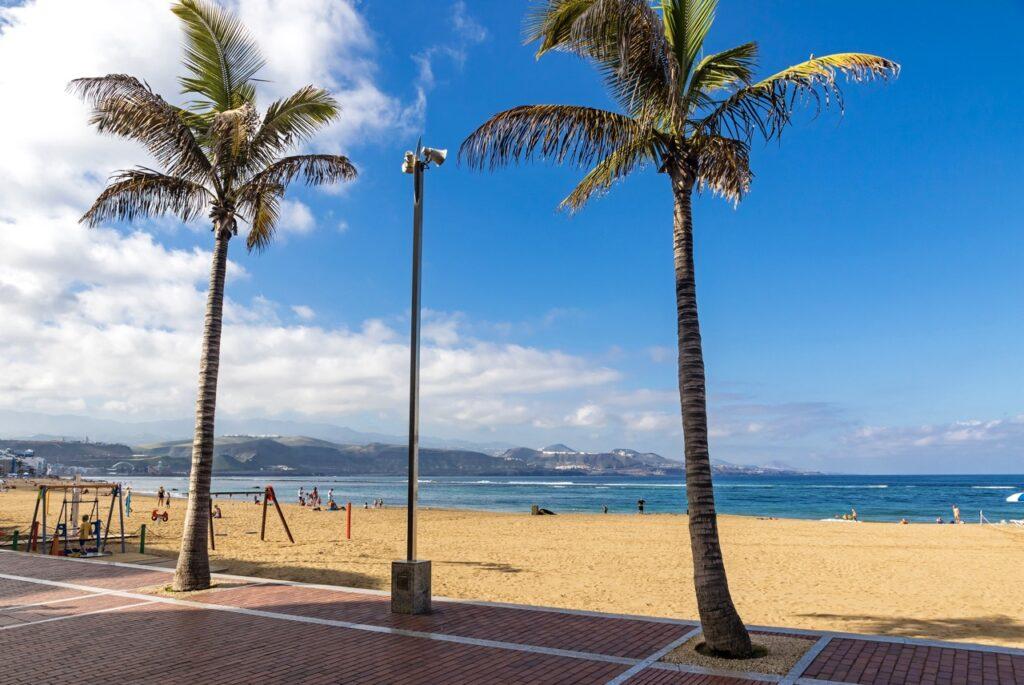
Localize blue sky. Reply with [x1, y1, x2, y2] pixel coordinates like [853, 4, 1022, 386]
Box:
[1, 1, 1022, 473]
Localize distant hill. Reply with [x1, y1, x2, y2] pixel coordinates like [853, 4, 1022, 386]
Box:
[2, 430, 817, 478]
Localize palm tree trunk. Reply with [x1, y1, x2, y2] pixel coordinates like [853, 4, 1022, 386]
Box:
[172, 224, 230, 592]
[672, 170, 752, 657]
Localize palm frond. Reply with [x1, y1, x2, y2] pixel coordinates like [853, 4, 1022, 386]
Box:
[239, 183, 283, 253]
[459, 104, 647, 170]
[691, 135, 751, 204]
[80, 168, 213, 226]
[171, 0, 265, 112]
[697, 52, 900, 142]
[660, 0, 717, 84]
[68, 75, 212, 181]
[243, 154, 357, 191]
[527, 0, 674, 122]
[559, 132, 665, 211]
[209, 102, 260, 183]
[245, 86, 341, 170]
[683, 42, 757, 110]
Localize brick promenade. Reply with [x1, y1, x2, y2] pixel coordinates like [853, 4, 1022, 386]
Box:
[1, 551, 1022, 684]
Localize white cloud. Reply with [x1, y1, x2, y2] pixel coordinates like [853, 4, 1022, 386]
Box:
[291, 305, 316, 321]
[0, 208, 620, 426]
[278, 200, 316, 236]
[0, 0, 408, 225]
[565, 404, 607, 427]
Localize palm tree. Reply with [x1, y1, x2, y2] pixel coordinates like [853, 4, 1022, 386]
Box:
[460, 0, 897, 657]
[72, 0, 356, 591]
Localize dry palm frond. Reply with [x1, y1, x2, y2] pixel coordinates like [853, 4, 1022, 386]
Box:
[240, 183, 283, 253]
[459, 104, 646, 170]
[691, 135, 751, 204]
[80, 168, 212, 226]
[527, 0, 675, 122]
[68, 75, 212, 181]
[244, 154, 356, 190]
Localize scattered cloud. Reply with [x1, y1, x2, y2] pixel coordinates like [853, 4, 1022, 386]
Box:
[291, 305, 316, 321]
[278, 200, 316, 236]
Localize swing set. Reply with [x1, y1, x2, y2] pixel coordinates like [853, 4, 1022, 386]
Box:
[206, 485, 294, 549]
[26, 481, 126, 557]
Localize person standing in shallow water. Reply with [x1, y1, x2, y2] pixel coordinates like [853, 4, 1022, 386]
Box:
[637, 498, 646, 515]
[952, 504, 961, 524]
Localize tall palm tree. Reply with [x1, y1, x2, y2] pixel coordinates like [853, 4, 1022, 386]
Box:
[72, 0, 356, 592]
[461, 0, 897, 657]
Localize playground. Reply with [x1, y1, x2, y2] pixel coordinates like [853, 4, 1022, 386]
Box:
[2, 485, 1024, 650]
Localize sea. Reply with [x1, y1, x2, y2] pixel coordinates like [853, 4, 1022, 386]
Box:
[103, 473, 1024, 523]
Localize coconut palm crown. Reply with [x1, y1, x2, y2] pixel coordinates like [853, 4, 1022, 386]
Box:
[71, 0, 356, 592]
[460, 0, 898, 657]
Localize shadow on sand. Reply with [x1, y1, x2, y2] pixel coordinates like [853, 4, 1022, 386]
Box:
[798, 612, 1024, 644]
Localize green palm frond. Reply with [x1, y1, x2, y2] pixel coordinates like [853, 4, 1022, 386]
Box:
[691, 135, 751, 204]
[684, 42, 757, 109]
[80, 168, 213, 226]
[245, 86, 341, 170]
[697, 53, 900, 142]
[559, 132, 665, 212]
[172, 0, 265, 113]
[459, 104, 647, 170]
[527, 0, 674, 122]
[68, 75, 213, 182]
[661, 0, 718, 84]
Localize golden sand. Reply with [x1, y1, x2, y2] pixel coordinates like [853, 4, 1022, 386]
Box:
[2, 487, 1022, 648]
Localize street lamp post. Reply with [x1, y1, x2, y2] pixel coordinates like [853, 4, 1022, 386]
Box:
[391, 141, 445, 615]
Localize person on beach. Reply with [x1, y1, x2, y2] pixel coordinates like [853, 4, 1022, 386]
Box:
[124, 488, 132, 517]
[602, 504, 608, 514]
[850, 507, 858, 521]
[298, 486, 305, 503]
[328, 488, 334, 503]
[213, 505, 222, 519]
[936, 516, 944, 524]
[952, 504, 961, 524]
[637, 498, 646, 515]
[157, 486, 165, 506]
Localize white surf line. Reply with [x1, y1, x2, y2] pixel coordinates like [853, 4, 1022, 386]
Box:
[2, 591, 111, 612]
[0, 571, 637, 667]
[779, 636, 832, 685]
[0, 600, 155, 631]
[603, 626, 703, 685]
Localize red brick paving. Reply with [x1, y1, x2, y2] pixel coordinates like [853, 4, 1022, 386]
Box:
[0, 600, 627, 684]
[4, 551, 1024, 684]
[803, 638, 1024, 685]
[186, 581, 692, 659]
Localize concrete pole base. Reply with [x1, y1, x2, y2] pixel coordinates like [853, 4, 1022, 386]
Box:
[391, 559, 431, 614]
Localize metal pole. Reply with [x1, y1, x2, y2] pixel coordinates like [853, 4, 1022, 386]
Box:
[406, 160, 424, 562]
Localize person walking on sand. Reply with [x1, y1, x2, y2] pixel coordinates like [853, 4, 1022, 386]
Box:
[952, 503, 961, 524]
[637, 498, 646, 515]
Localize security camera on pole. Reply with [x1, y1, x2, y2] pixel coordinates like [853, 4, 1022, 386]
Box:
[391, 139, 446, 615]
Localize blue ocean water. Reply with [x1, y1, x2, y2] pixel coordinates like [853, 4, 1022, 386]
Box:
[109, 473, 1024, 523]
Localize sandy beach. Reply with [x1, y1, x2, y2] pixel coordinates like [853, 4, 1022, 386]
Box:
[2, 486, 1022, 648]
